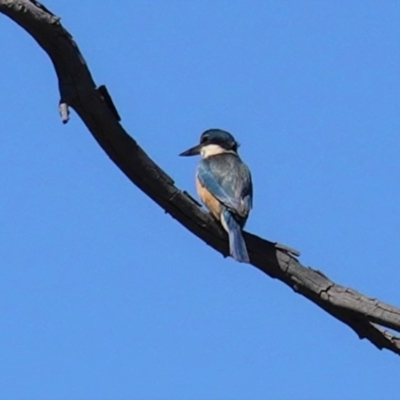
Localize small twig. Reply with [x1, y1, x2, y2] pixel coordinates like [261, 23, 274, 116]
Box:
[97, 85, 121, 121]
[58, 101, 69, 124]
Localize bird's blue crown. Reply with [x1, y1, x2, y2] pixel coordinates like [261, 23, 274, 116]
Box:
[200, 129, 239, 152]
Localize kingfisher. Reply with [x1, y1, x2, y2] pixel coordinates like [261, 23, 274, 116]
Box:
[180, 129, 253, 263]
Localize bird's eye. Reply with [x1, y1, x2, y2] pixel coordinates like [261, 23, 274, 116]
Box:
[201, 135, 209, 143]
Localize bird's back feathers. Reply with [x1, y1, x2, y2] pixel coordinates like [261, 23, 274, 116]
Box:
[197, 153, 252, 225]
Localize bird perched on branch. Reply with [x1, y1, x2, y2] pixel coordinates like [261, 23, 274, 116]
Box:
[180, 129, 253, 263]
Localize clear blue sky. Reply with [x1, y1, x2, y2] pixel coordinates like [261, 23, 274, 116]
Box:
[1, 1, 400, 399]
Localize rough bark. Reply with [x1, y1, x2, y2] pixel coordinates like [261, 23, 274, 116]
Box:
[1, 0, 400, 355]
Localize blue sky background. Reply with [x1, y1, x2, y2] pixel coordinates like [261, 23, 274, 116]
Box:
[1, 1, 400, 399]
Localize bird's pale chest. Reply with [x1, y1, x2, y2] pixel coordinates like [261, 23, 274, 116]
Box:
[196, 176, 222, 220]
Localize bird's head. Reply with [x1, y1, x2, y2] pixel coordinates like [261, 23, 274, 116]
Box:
[179, 129, 239, 158]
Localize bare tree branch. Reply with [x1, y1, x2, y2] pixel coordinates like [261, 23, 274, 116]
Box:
[1, 0, 400, 355]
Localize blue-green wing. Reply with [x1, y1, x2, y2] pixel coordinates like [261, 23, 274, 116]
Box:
[197, 153, 252, 217]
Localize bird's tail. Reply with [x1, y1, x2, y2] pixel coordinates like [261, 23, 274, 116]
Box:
[221, 209, 250, 263]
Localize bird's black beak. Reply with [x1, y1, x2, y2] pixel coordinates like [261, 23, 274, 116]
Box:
[179, 143, 202, 157]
